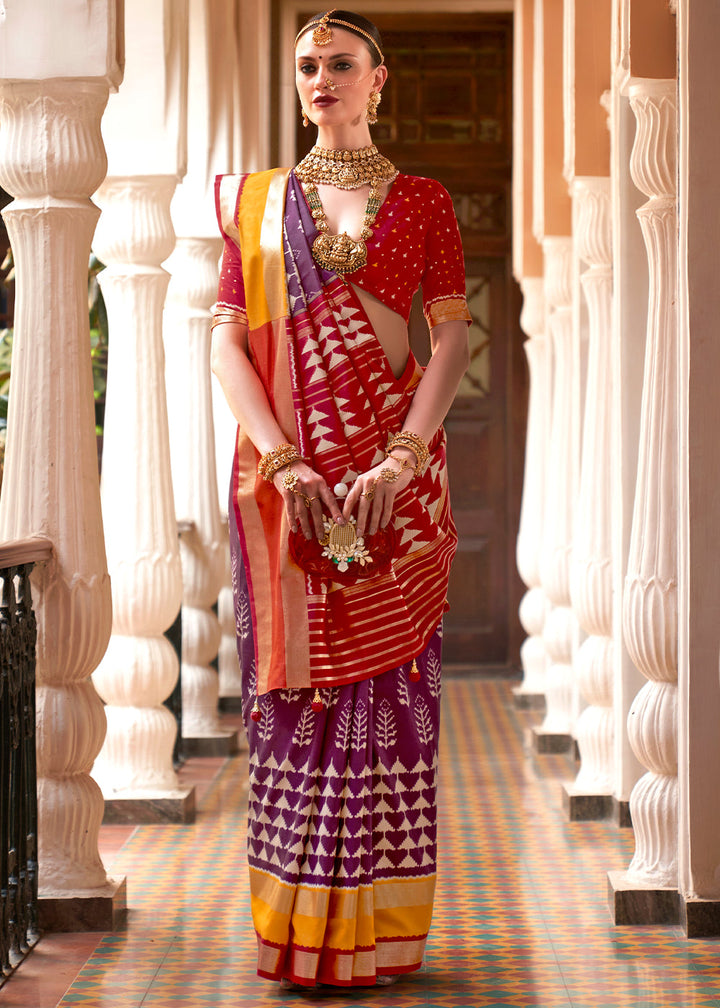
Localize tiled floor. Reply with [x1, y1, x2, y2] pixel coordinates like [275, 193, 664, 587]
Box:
[3, 680, 720, 1008]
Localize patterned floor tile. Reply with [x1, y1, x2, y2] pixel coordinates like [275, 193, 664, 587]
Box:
[4, 679, 720, 1008]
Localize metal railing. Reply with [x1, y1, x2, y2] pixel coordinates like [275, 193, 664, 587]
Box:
[0, 537, 51, 985]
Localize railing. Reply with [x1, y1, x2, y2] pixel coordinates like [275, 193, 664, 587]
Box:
[0, 536, 52, 986]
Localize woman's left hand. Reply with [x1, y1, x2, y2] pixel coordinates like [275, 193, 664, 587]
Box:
[342, 451, 417, 538]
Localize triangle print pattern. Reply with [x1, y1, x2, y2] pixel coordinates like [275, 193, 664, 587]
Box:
[245, 626, 443, 985]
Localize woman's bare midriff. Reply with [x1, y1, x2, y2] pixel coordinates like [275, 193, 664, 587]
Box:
[309, 182, 410, 379]
[350, 283, 409, 379]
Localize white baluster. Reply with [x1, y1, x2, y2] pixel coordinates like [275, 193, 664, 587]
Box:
[217, 526, 244, 710]
[514, 277, 550, 709]
[610, 78, 679, 925]
[535, 236, 577, 752]
[0, 79, 124, 925]
[566, 177, 614, 817]
[164, 237, 235, 754]
[213, 323, 243, 713]
[91, 177, 193, 821]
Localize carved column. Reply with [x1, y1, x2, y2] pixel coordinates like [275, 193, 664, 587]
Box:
[514, 277, 550, 708]
[0, 80, 123, 922]
[536, 236, 576, 751]
[90, 178, 189, 816]
[214, 355, 243, 709]
[214, 364, 243, 708]
[610, 79, 679, 921]
[217, 525, 243, 706]
[566, 177, 614, 816]
[164, 237, 230, 749]
[162, 0, 241, 752]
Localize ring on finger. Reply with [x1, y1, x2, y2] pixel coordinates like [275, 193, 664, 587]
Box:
[360, 487, 375, 501]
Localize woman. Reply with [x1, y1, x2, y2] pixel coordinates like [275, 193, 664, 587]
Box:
[211, 9, 471, 990]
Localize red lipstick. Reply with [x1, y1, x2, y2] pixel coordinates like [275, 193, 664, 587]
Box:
[313, 95, 339, 107]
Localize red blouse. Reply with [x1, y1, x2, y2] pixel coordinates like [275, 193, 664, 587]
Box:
[217, 172, 471, 329]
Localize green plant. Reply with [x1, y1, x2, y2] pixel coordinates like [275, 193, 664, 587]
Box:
[0, 328, 12, 403]
[88, 253, 108, 435]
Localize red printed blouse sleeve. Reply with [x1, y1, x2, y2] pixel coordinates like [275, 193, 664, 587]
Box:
[420, 182, 472, 329]
[214, 174, 248, 326]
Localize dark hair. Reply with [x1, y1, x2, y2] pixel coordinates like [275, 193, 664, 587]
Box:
[297, 10, 384, 68]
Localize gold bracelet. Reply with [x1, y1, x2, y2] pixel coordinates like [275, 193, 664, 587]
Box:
[380, 455, 417, 484]
[257, 443, 301, 482]
[386, 431, 430, 475]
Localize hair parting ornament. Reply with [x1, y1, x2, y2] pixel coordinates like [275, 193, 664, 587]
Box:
[295, 9, 385, 66]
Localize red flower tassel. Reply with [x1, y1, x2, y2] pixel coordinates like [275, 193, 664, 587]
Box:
[250, 699, 262, 722]
[409, 658, 421, 682]
[311, 688, 324, 712]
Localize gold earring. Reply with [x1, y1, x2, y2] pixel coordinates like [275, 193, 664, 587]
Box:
[366, 91, 381, 125]
[302, 108, 309, 127]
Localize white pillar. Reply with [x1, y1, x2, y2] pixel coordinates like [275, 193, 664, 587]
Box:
[567, 176, 614, 816]
[0, 0, 124, 927]
[91, 177, 187, 809]
[213, 309, 243, 711]
[609, 70, 648, 830]
[89, 0, 191, 817]
[676, 0, 720, 937]
[514, 277, 550, 708]
[165, 236, 227, 744]
[163, 0, 239, 752]
[535, 236, 576, 751]
[217, 524, 243, 705]
[609, 78, 679, 924]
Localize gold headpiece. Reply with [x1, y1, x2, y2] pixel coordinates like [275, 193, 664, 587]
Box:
[312, 10, 334, 46]
[295, 11, 385, 65]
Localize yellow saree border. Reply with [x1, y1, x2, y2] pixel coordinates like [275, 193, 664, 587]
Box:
[236, 169, 289, 330]
[221, 169, 311, 694]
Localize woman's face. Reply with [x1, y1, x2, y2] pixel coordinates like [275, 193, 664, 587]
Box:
[295, 26, 386, 130]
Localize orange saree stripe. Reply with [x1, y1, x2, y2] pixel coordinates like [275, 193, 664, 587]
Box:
[225, 173, 310, 695]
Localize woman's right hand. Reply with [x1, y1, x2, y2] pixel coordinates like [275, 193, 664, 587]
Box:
[273, 463, 344, 540]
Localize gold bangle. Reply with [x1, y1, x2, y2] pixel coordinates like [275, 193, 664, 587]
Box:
[386, 432, 430, 475]
[381, 455, 417, 483]
[258, 443, 301, 482]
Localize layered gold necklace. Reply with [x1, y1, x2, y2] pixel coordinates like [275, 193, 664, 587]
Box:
[295, 145, 398, 275]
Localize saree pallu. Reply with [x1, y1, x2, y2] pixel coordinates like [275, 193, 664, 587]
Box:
[219, 168, 456, 985]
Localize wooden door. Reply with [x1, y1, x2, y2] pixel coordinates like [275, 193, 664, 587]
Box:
[295, 12, 527, 670]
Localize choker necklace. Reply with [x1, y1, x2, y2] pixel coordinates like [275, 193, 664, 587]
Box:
[295, 144, 398, 190]
[295, 145, 397, 275]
